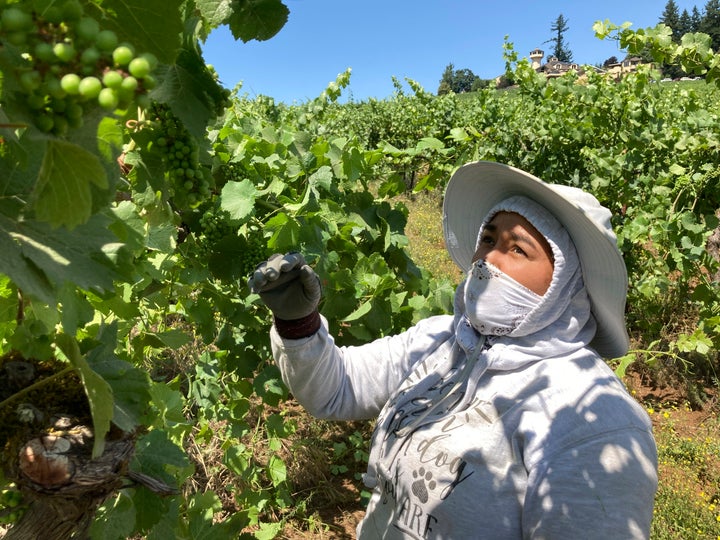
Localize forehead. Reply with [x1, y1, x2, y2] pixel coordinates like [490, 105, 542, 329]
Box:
[486, 211, 552, 252]
[486, 211, 540, 233]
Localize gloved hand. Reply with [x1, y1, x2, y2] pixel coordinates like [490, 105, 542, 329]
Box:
[248, 252, 322, 320]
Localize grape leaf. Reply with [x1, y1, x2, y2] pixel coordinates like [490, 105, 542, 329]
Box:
[152, 46, 228, 139]
[0, 218, 54, 303]
[89, 492, 136, 540]
[100, 0, 183, 63]
[58, 283, 95, 334]
[31, 140, 108, 229]
[133, 430, 189, 480]
[87, 324, 152, 432]
[10, 215, 122, 295]
[56, 333, 114, 458]
[226, 0, 290, 42]
[197, 0, 234, 28]
[220, 179, 257, 220]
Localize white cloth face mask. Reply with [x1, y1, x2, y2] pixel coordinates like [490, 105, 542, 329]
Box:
[463, 260, 543, 336]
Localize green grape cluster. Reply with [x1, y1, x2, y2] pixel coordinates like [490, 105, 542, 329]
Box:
[214, 162, 244, 190]
[0, 0, 157, 135]
[0, 486, 23, 525]
[143, 102, 213, 209]
[199, 208, 235, 248]
[237, 233, 269, 278]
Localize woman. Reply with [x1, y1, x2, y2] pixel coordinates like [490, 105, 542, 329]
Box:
[249, 161, 658, 539]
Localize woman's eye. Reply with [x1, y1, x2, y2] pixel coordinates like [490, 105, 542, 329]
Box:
[481, 235, 494, 245]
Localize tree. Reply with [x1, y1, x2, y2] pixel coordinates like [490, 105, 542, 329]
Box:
[699, 0, 720, 51]
[437, 63, 482, 94]
[438, 63, 455, 95]
[678, 9, 694, 36]
[545, 14, 573, 62]
[691, 6, 703, 32]
[603, 55, 619, 67]
[660, 0, 682, 42]
[454, 68, 478, 93]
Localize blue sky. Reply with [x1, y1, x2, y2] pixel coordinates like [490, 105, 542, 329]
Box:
[202, 0, 701, 103]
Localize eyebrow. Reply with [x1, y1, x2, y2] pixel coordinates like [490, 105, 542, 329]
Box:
[483, 222, 541, 251]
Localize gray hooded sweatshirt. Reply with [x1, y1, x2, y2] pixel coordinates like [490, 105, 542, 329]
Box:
[270, 200, 658, 539]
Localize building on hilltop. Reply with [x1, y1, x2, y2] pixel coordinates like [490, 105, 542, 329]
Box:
[495, 49, 648, 88]
[528, 49, 582, 78]
[601, 56, 645, 80]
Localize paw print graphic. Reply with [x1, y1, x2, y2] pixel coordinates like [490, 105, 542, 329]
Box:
[411, 467, 436, 503]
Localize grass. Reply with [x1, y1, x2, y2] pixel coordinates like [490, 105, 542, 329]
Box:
[648, 403, 720, 540]
[400, 190, 462, 283]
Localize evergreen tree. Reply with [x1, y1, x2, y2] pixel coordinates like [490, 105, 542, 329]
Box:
[660, 0, 682, 41]
[545, 14, 573, 62]
[679, 9, 694, 36]
[438, 63, 455, 95]
[691, 6, 703, 31]
[700, 0, 720, 51]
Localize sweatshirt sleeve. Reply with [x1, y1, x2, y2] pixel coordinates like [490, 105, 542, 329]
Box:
[270, 314, 454, 421]
[522, 426, 658, 539]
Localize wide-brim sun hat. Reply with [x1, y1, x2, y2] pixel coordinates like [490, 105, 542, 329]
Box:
[442, 161, 629, 358]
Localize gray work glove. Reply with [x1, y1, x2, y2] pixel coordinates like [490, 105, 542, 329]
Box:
[248, 252, 322, 320]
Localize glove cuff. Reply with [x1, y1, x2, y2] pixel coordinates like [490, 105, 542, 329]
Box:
[274, 310, 321, 339]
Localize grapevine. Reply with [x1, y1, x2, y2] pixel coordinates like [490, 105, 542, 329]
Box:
[0, 0, 157, 135]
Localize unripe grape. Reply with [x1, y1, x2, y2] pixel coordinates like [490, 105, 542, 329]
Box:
[142, 75, 157, 89]
[98, 87, 119, 110]
[20, 70, 41, 91]
[96, 30, 118, 51]
[51, 97, 67, 113]
[112, 45, 134, 67]
[78, 76, 102, 99]
[53, 42, 76, 62]
[120, 75, 138, 93]
[36, 115, 54, 132]
[67, 114, 83, 129]
[6, 31, 27, 45]
[62, 0, 83, 21]
[27, 94, 45, 109]
[128, 57, 151, 78]
[81, 47, 100, 65]
[76, 17, 100, 41]
[43, 6, 64, 24]
[45, 78, 66, 99]
[139, 52, 158, 69]
[60, 73, 81, 94]
[34, 42, 55, 62]
[66, 102, 83, 119]
[52, 115, 69, 135]
[102, 70, 123, 89]
[1, 7, 32, 32]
